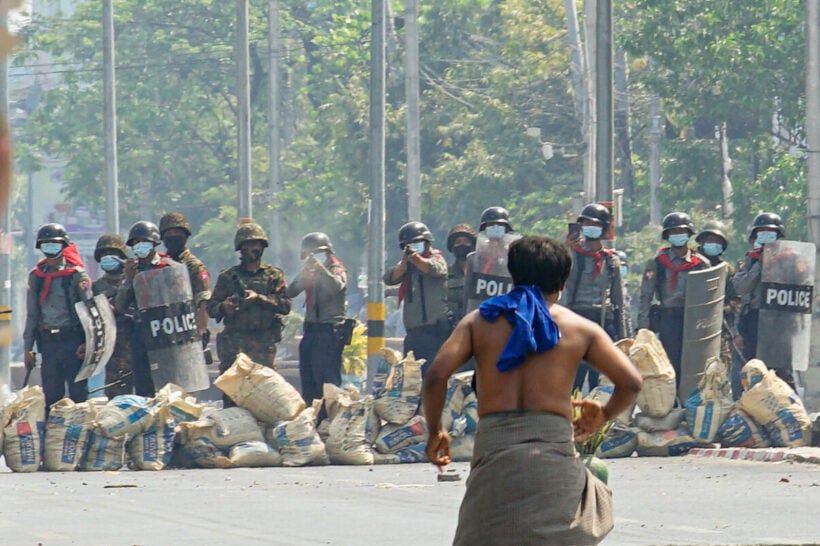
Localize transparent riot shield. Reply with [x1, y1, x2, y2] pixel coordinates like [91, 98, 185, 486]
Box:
[133, 261, 209, 392]
[74, 293, 117, 382]
[757, 240, 816, 372]
[680, 262, 727, 400]
[464, 232, 522, 313]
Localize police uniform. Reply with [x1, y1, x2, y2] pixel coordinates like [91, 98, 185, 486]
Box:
[23, 245, 93, 409]
[446, 262, 468, 324]
[172, 248, 211, 306]
[287, 252, 347, 405]
[93, 272, 133, 398]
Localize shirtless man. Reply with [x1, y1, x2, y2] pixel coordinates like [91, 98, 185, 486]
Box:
[423, 235, 642, 546]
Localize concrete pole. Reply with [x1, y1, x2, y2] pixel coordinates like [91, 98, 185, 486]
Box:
[103, 0, 119, 234]
[268, 0, 282, 261]
[583, 0, 596, 201]
[595, 0, 613, 204]
[649, 91, 662, 224]
[564, 0, 588, 196]
[405, 0, 421, 222]
[0, 13, 8, 387]
[366, 0, 386, 394]
[808, 0, 820, 249]
[237, 0, 253, 220]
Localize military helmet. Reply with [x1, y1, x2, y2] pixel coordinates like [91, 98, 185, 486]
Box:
[615, 249, 628, 265]
[126, 221, 161, 246]
[749, 212, 785, 241]
[695, 220, 729, 250]
[35, 223, 70, 248]
[446, 223, 477, 252]
[301, 232, 333, 258]
[398, 221, 433, 247]
[661, 212, 695, 239]
[577, 203, 611, 230]
[94, 233, 128, 262]
[479, 206, 513, 232]
[234, 222, 269, 250]
[159, 211, 192, 237]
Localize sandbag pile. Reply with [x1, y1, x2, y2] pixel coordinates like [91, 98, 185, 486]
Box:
[3, 387, 46, 472]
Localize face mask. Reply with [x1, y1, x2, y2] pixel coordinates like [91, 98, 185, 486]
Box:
[453, 246, 471, 260]
[755, 231, 778, 248]
[668, 234, 690, 248]
[485, 225, 506, 240]
[163, 235, 187, 256]
[241, 248, 263, 262]
[620, 265, 628, 278]
[702, 243, 724, 257]
[132, 241, 155, 259]
[581, 226, 603, 240]
[408, 242, 426, 254]
[100, 255, 123, 272]
[40, 242, 64, 257]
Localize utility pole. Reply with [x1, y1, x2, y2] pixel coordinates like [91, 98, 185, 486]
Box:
[366, 0, 386, 394]
[103, 0, 119, 234]
[648, 92, 662, 224]
[237, 0, 253, 220]
[405, 0, 421, 222]
[807, 0, 820, 250]
[0, 12, 9, 387]
[268, 0, 282, 261]
[595, 0, 613, 204]
[563, 0, 589, 197]
[582, 0, 596, 201]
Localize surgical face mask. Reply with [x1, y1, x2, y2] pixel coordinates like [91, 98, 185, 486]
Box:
[620, 265, 628, 278]
[485, 225, 506, 240]
[453, 245, 471, 261]
[162, 235, 187, 256]
[754, 230, 778, 248]
[702, 243, 724, 257]
[581, 226, 603, 240]
[40, 242, 64, 257]
[667, 234, 690, 248]
[241, 247, 263, 263]
[132, 241, 155, 259]
[408, 242, 426, 254]
[100, 255, 123, 272]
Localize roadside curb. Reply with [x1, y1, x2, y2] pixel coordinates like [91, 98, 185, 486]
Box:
[688, 446, 820, 465]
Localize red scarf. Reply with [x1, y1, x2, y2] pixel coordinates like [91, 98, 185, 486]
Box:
[574, 246, 612, 279]
[398, 252, 431, 303]
[33, 243, 85, 304]
[656, 250, 702, 291]
[746, 250, 762, 262]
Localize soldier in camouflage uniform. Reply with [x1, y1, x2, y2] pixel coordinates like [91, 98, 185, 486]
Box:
[207, 222, 291, 404]
[445, 223, 477, 326]
[92, 233, 133, 398]
[159, 212, 212, 338]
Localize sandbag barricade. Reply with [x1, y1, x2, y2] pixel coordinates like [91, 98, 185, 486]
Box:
[684, 357, 735, 443]
[44, 399, 96, 471]
[3, 387, 46, 472]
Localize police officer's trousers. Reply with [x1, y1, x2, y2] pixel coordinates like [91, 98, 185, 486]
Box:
[39, 328, 88, 410]
[299, 323, 344, 406]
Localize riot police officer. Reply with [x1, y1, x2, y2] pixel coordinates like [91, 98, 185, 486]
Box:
[384, 221, 449, 375]
[639, 212, 709, 390]
[561, 203, 627, 391]
[445, 223, 477, 325]
[463, 206, 519, 316]
[287, 232, 348, 405]
[23, 223, 93, 409]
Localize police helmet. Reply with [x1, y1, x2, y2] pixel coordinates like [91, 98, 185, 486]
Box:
[661, 212, 695, 239]
[398, 221, 433, 247]
[159, 212, 192, 237]
[446, 223, 477, 252]
[35, 223, 70, 249]
[615, 250, 628, 265]
[695, 220, 729, 250]
[94, 233, 128, 262]
[126, 221, 161, 246]
[749, 212, 785, 241]
[234, 222, 269, 250]
[301, 232, 333, 258]
[479, 206, 513, 232]
[577, 203, 611, 230]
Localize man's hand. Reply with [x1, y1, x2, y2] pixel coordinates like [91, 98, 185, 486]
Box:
[24, 350, 36, 370]
[124, 258, 138, 279]
[223, 298, 239, 317]
[407, 250, 426, 268]
[244, 289, 258, 302]
[75, 343, 86, 360]
[572, 399, 607, 441]
[566, 232, 582, 248]
[425, 429, 452, 468]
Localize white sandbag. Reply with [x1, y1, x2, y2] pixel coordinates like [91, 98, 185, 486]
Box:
[624, 330, 677, 417]
[214, 353, 306, 423]
[718, 408, 771, 449]
[373, 351, 423, 425]
[586, 384, 635, 427]
[740, 359, 768, 392]
[374, 414, 427, 454]
[739, 367, 812, 447]
[596, 424, 639, 459]
[372, 443, 427, 464]
[371, 347, 402, 398]
[44, 399, 96, 471]
[154, 383, 205, 423]
[229, 441, 283, 467]
[128, 406, 176, 471]
[635, 377, 676, 418]
[684, 357, 735, 443]
[174, 436, 231, 469]
[96, 394, 155, 438]
[440, 372, 479, 435]
[321, 383, 362, 423]
[80, 428, 125, 471]
[177, 407, 264, 449]
[636, 427, 708, 457]
[449, 434, 474, 462]
[326, 395, 377, 465]
[273, 407, 329, 467]
[3, 387, 46, 472]
[635, 408, 686, 433]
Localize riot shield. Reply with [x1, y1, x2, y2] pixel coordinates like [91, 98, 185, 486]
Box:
[74, 293, 117, 382]
[680, 262, 727, 400]
[464, 232, 521, 313]
[133, 261, 209, 392]
[756, 240, 816, 372]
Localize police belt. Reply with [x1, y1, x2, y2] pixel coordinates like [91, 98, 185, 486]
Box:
[38, 325, 83, 340]
[303, 322, 341, 334]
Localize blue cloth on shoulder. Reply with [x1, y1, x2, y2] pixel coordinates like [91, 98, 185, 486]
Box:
[478, 285, 561, 372]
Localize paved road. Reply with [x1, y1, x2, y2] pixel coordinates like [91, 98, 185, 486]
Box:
[0, 455, 818, 545]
